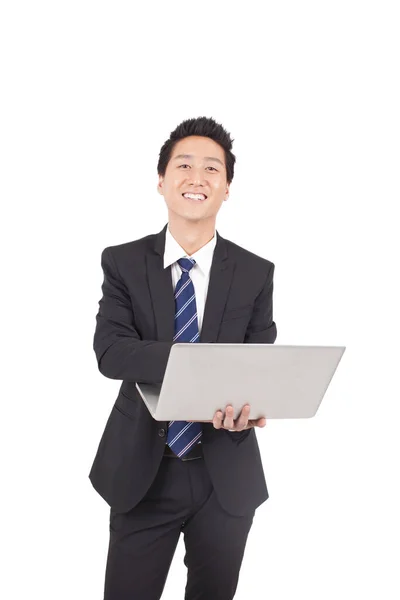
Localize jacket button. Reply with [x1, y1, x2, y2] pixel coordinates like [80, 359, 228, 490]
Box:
[158, 428, 166, 437]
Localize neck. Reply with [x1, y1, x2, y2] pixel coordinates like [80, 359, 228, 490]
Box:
[167, 215, 216, 256]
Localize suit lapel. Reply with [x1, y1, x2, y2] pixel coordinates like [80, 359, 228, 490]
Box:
[200, 233, 234, 343]
[146, 224, 234, 343]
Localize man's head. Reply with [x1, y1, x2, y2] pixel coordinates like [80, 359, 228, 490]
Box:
[157, 116, 236, 226]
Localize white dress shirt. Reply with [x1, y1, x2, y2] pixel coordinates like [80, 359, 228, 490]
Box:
[163, 225, 217, 333]
[164, 226, 236, 431]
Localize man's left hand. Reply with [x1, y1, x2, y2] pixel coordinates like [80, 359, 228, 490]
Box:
[192, 405, 266, 431]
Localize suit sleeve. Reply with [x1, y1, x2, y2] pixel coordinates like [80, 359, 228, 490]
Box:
[93, 247, 174, 383]
[244, 262, 277, 344]
[226, 262, 277, 443]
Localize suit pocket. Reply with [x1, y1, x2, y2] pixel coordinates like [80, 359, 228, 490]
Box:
[114, 391, 138, 420]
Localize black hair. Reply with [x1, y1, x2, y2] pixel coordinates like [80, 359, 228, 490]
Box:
[157, 116, 236, 184]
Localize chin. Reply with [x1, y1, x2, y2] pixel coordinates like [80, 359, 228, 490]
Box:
[174, 207, 205, 218]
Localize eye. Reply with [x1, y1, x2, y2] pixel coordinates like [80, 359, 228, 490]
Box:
[179, 164, 190, 169]
[206, 166, 218, 171]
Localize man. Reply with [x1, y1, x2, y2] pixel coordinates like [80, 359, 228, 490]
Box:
[90, 116, 277, 599]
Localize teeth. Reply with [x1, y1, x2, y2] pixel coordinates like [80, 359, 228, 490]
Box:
[183, 193, 206, 200]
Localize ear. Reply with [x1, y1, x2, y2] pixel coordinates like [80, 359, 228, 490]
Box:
[157, 176, 164, 196]
[224, 183, 230, 201]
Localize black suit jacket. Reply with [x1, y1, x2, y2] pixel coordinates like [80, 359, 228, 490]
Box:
[89, 224, 277, 517]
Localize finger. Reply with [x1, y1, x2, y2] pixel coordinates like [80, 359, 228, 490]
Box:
[249, 418, 266, 428]
[213, 410, 224, 429]
[235, 405, 250, 430]
[223, 405, 235, 429]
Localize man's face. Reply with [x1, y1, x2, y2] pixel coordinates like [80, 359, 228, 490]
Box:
[157, 135, 230, 224]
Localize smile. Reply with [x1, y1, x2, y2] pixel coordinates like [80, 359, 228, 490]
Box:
[182, 193, 208, 201]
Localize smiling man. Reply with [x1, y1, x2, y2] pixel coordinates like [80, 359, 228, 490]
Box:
[90, 116, 277, 599]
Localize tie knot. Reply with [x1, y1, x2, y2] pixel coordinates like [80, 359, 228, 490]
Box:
[177, 257, 196, 273]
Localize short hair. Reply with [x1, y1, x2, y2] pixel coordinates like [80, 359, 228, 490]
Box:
[157, 116, 236, 184]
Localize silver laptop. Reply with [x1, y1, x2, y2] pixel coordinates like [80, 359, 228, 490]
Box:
[135, 343, 346, 421]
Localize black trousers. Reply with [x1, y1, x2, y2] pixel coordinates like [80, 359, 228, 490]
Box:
[103, 450, 255, 599]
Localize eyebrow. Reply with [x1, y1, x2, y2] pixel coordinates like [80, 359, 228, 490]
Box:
[173, 154, 225, 167]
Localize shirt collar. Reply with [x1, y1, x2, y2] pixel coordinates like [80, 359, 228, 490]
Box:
[163, 225, 217, 275]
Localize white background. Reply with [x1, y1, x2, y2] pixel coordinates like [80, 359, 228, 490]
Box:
[1, 1, 399, 598]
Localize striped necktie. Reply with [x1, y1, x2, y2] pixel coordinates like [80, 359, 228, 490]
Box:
[166, 257, 202, 458]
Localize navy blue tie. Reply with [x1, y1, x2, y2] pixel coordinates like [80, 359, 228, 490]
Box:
[166, 257, 202, 457]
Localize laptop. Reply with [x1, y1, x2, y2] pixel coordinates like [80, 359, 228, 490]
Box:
[135, 343, 346, 421]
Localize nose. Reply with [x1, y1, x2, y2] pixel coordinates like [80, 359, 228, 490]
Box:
[187, 166, 206, 186]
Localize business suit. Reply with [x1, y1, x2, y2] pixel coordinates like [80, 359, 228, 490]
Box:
[90, 223, 277, 598]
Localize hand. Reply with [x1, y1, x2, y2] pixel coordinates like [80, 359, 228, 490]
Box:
[192, 404, 266, 431]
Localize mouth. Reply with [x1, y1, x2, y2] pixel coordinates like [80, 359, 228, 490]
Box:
[182, 192, 208, 202]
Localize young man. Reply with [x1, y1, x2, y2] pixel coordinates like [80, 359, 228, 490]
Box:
[90, 116, 277, 599]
